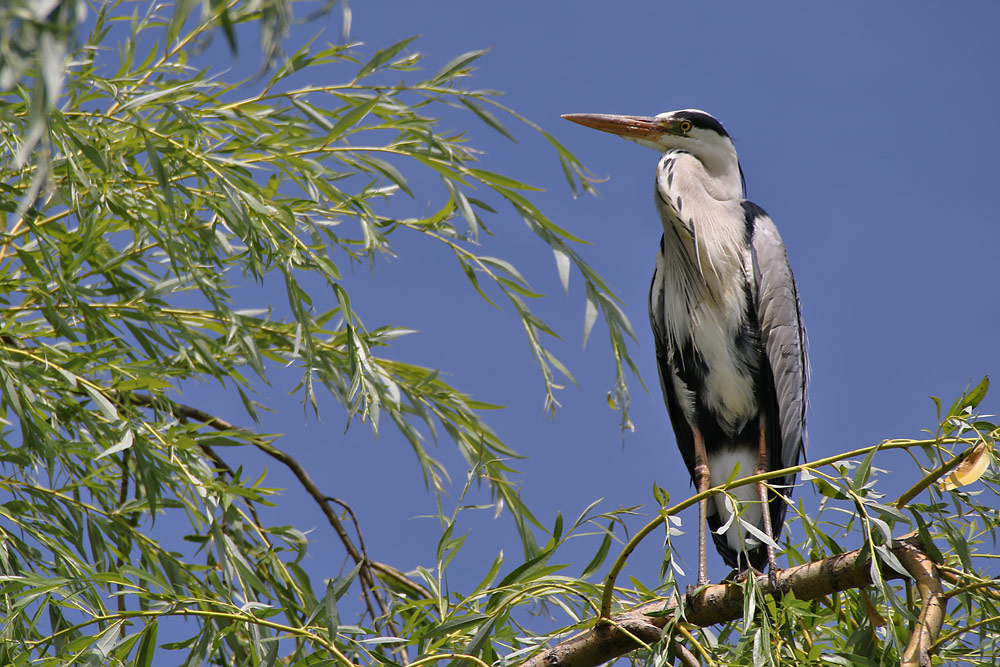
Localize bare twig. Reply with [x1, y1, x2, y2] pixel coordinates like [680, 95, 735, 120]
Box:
[327, 496, 433, 598]
[520, 534, 943, 667]
[327, 496, 372, 565]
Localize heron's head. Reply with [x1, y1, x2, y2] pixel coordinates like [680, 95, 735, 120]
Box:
[562, 109, 740, 190]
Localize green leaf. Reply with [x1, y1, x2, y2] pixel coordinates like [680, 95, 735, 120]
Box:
[432, 49, 488, 82]
[582, 285, 599, 347]
[458, 97, 516, 142]
[580, 525, 613, 579]
[425, 613, 490, 639]
[83, 384, 119, 422]
[356, 37, 419, 80]
[815, 479, 848, 500]
[328, 95, 380, 140]
[96, 430, 134, 459]
[135, 621, 158, 667]
[329, 559, 365, 602]
[142, 132, 175, 210]
[852, 443, 882, 492]
[468, 168, 541, 191]
[324, 579, 340, 641]
[965, 375, 990, 410]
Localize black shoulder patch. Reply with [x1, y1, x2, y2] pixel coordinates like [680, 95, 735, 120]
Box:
[673, 110, 730, 138]
[740, 200, 769, 246]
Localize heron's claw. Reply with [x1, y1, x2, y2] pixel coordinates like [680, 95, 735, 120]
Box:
[686, 579, 710, 599]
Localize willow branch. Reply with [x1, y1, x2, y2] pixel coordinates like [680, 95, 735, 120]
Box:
[897, 538, 946, 667]
[127, 393, 409, 638]
[671, 641, 700, 667]
[598, 437, 963, 619]
[522, 534, 942, 667]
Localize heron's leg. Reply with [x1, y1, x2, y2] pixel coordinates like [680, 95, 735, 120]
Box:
[692, 427, 710, 587]
[755, 415, 778, 587]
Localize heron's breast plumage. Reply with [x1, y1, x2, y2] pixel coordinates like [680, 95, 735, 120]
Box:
[651, 152, 763, 440]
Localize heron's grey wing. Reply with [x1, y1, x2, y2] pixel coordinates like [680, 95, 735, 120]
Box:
[747, 203, 808, 472]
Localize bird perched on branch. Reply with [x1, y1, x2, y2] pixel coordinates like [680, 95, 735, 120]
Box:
[563, 109, 807, 585]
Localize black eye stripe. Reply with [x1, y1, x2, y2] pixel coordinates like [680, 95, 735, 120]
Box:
[671, 111, 730, 138]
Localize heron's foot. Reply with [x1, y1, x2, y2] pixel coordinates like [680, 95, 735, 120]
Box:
[731, 568, 755, 583]
[685, 579, 710, 598]
[767, 567, 780, 591]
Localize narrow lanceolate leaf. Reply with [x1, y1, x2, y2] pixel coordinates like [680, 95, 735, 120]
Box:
[941, 440, 992, 490]
[135, 621, 158, 667]
[582, 286, 599, 348]
[741, 519, 779, 550]
[328, 95, 380, 140]
[964, 375, 990, 410]
[431, 49, 488, 83]
[355, 36, 419, 80]
[83, 384, 119, 422]
[580, 527, 613, 579]
[851, 441, 881, 492]
[324, 579, 340, 641]
[947, 375, 990, 420]
[458, 97, 516, 141]
[96, 430, 134, 459]
[143, 132, 176, 210]
[553, 245, 571, 294]
[468, 168, 542, 191]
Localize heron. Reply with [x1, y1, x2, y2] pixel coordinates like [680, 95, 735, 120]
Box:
[563, 109, 807, 586]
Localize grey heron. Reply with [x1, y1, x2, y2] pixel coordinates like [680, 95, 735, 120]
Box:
[563, 110, 808, 585]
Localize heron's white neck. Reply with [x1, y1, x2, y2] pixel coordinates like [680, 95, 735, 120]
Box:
[673, 145, 742, 203]
[654, 149, 749, 307]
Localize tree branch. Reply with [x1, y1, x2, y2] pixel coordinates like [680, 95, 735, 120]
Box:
[520, 533, 944, 667]
[897, 537, 945, 667]
[126, 392, 419, 644]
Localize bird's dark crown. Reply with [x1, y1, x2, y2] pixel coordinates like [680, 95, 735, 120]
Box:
[669, 110, 730, 139]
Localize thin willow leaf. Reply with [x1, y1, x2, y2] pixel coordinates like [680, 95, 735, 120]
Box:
[355, 36, 419, 80]
[431, 49, 488, 83]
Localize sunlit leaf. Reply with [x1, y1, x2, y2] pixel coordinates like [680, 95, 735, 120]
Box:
[941, 440, 992, 490]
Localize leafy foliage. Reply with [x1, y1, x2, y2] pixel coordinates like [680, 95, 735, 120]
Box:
[1, 3, 998, 667]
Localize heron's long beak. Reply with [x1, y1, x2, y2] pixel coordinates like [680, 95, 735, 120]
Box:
[561, 113, 663, 140]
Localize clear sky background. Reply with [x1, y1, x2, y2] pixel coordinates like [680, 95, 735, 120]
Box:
[175, 1, 1000, 604]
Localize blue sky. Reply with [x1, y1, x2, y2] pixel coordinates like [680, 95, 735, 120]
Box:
[184, 1, 1000, 600]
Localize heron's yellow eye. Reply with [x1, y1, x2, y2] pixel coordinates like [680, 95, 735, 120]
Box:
[678, 120, 693, 133]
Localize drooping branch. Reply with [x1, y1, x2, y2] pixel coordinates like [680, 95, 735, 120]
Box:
[520, 533, 944, 667]
[126, 392, 422, 640]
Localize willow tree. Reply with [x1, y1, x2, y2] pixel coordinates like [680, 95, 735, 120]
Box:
[0, 2, 997, 666]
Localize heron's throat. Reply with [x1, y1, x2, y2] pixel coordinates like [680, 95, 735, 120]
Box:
[658, 149, 742, 203]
